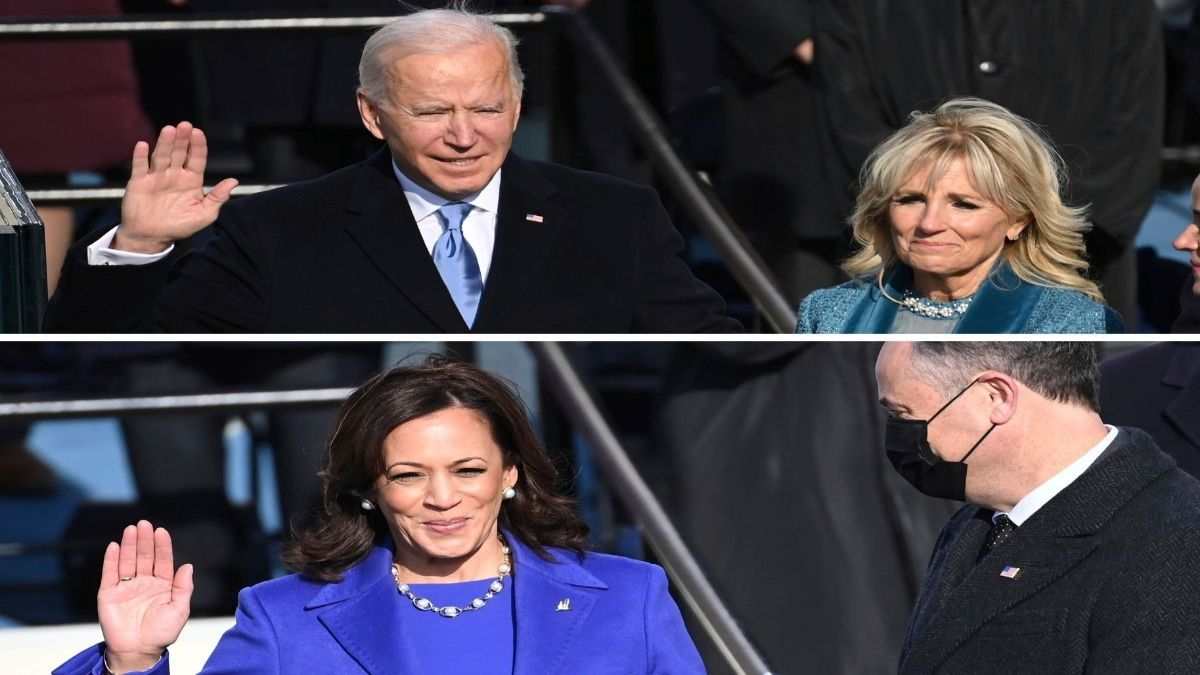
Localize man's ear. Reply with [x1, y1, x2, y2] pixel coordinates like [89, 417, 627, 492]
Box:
[978, 371, 1019, 425]
[357, 91, 386, 141]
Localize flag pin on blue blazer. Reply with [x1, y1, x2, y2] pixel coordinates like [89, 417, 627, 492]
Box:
[556, 598, 571, 612]
[1000, 565, 1021, 579]
[526, 213, 544, 223]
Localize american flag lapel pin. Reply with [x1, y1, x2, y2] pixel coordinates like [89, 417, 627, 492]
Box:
[999, 565, 1022, 580]
[556, 598, 571, 612]
[525, 213, 544, 223]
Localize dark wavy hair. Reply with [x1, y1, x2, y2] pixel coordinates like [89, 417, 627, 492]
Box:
[283, 355, 589, 581]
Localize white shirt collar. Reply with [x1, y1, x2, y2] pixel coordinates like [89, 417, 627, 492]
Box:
[999, 424, 1119, 526]
[391, 159, 501, 223]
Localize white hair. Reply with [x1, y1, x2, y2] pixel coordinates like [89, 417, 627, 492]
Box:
[358, 7, 524, 104]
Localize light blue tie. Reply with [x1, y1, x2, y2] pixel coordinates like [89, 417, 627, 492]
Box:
[432, 202, 483, 327]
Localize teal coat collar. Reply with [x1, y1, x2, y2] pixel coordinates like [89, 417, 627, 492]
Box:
[842, 262, 1045, 333]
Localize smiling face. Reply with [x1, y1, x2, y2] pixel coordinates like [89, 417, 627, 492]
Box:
[888, 157, 1026, 300]
[357, 40, 520, 200]
[1172, 176, 1200, 295]
[373, 406, 518, 579]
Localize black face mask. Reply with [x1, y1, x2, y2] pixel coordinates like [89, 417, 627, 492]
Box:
[884, 378, 996, 501]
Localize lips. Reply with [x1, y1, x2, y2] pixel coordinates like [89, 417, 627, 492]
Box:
[424, 517, 469, 534]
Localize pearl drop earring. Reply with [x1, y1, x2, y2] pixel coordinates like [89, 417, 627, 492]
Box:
[361, 498, 375, 511]
[502, 487, 516, 500]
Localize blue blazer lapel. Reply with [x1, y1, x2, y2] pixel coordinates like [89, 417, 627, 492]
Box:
[954, 263, 1042, 333]
[310, 545, 419, 674]
[510, 537, 607, 675]
[842, 268, 904, 333]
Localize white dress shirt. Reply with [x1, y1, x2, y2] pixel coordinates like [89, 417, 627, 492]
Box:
[997, 424, 1119, 526]
[85, 160, 502, 282]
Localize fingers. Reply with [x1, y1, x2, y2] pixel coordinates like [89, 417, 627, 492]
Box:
[118, 524, 137, 580]
[130, 141, 150, 180]
[100, 541, 120, 590]
[183, 125, 208, 174]
[170, 121, 193, 170]
[205, 178, 239, 206]
[149, 126, 176, 173]
[135, 520, 155, 577]
[153, 527, 174, 581]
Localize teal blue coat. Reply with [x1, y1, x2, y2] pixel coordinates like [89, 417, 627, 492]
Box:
[795, 263, 1122, 334]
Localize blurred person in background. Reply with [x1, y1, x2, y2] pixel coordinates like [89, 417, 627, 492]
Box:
[0, 0, 153, 296]
[796, 99, 1121, 333]
[1168, 173, 1200, 331]
[55, 357, 705, 675]
[816, 0, 1163, 328]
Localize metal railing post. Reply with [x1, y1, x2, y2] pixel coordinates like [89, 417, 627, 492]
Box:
[532, 343, 774, 675]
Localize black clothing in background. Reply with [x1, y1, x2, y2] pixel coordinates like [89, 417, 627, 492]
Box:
[815, 0, 1164, 324]
[1101, 342, 1200, 478]
[655, 343, 956, 675]
[694, 0, 847, 305]
[1175, 279, 1200, 333]
[900, 429, 1200, 674]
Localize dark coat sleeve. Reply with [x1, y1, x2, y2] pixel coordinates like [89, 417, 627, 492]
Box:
[630, 188, 743, 333]
[694, 0, 813, 78]
[44, 207, 272, 333]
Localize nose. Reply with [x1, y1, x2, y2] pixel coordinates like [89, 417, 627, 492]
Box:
[423, 472, 461, 511]
[443, 110, 477, 149]
[914, 201, 945, 236]
[1173, 223, 1199, 254]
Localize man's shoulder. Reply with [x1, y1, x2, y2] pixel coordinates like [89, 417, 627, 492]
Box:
[222, 156, 378, 220]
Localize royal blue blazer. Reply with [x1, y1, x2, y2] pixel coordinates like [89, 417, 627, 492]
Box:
[56, 536, 706, 674]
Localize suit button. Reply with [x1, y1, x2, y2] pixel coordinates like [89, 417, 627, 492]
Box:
[978, 60, 1001, 75]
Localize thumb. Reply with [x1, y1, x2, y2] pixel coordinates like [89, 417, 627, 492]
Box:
[204, 178, 239, 207]
[172, 563, 195, 612]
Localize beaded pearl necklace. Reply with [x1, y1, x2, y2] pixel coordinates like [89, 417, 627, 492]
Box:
[898, 290, 973, 319]
[392, 536, 512, 619]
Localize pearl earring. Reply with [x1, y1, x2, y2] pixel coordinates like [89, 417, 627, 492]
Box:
[502, 487, 516, 500]
[361, 498, 375, 511]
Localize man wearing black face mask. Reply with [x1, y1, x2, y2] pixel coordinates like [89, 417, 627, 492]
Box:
[876, 342, 1200, 674]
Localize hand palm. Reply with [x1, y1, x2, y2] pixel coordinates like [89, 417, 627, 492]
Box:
[117, 122, 238, 250]
[99, 575, 189, 655]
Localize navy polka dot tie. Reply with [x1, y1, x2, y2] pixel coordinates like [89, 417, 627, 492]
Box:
[981, 514, 1017, 558]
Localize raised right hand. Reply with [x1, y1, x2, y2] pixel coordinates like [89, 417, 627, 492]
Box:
[114, 122, 238, 254]
[98, 520, 194, 673]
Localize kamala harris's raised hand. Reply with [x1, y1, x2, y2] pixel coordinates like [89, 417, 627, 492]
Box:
[111, 122, 239, 254]
[98, 520, 194, 673]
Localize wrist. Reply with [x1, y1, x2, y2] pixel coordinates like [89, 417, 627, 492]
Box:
[112, 228, 173, 254]
[104, 647, 163, 674]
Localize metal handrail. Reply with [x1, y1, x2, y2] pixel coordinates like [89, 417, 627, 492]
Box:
[532, 343, 774, 675]
[0, 388, 354, 421]
[551, 8, 796, 332]
[0, 13, 545, 39]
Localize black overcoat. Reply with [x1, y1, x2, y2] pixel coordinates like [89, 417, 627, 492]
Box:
[900, 428, 1200, 674]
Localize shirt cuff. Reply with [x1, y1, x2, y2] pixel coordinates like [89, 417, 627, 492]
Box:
[87, 226, 174, 266]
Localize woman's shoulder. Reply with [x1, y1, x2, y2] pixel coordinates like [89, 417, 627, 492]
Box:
[796, 280, 870, 333]
[1025, 286, 1120, 333]
[538, 546, 664, 588]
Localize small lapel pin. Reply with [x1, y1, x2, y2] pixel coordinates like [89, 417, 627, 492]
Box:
[999, 565, 1022, 579]
[555, 598, 571, 612]
[525, 213, 545, 223]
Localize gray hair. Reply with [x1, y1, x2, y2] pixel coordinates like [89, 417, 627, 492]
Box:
[358, 7, 524, 105]
[909, 342, 1100, 412]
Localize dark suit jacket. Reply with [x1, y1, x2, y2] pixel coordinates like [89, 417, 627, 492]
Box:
[1101, 344, 1200, 479]
[900, 428, 1200, 674]
[45, 150, 740, 333]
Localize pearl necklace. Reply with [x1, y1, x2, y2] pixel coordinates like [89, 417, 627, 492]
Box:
[391, 538, 512, 619]
[899, 291, 973, 319]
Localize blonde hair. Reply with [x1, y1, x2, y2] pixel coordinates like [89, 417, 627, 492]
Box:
[842, 97, 1102, 301]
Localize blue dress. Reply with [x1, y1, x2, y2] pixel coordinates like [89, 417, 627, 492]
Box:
[404, 578, 515, 674]
[795, 262, 1123, 334]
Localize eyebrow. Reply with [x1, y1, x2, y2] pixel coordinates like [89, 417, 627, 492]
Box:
[385, 457, 488, 470]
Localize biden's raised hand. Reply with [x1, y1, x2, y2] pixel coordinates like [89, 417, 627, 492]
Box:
[114, 122, 238, 253]
[98, 521, 194, 673]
